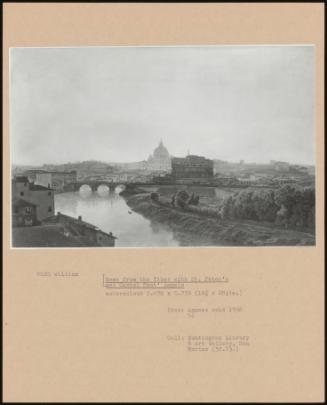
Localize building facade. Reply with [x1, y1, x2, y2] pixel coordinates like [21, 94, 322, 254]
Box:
[147, 140, 171, 172]
[12, 198, 38, 227]
[35, 170, 77, 191]
[12, 176, 55, 221]
[171, 155, 214, 179]
[22, 169, 49, 183]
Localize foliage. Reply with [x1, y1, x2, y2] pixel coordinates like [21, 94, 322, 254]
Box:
[175, 190, 190, 208]
[220, 185, 315, 230]
[188, 193, 200, 206]
[150, 192, 159, 202]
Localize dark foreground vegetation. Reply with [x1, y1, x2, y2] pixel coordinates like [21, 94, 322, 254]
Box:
[219, 185, 315, 232]
[123, 184, 315, 246]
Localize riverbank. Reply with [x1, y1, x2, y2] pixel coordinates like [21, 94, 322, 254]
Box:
[124, 193, 315, 246]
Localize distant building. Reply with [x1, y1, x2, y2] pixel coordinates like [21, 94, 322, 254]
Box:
[100, 172, 146, 183]
[44, 213, 117, 247]
[12, 198, 38, 227]
[147, 140, 171, 172]
[273, 177, 296, 185]
[35, 170, 77, 191]
[12, 176, 54, 221]
[213, 175, 240, 187]
[290, 165, 310, 175]
[213, 159, 231, 175]
[117, 161, 148, 171]
[270, 160, 290, 172]
[40, 161, 114, 180]
[171, 155, 214, 180]
[112, 140, 171, 173]
[237, 176, 256, 183]
[22, 169, 49, 183]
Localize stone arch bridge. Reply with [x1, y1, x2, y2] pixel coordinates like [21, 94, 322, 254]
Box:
[63, 181, 131, 193]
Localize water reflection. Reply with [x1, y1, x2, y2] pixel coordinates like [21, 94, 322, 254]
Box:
[55, 191, 179, 247]
[79, 184, 92, 198]
[55, 193, 79, 214]
[115, 185, 126, 194]
[97, 184, 110, 197]
[54, 186, 232, 247]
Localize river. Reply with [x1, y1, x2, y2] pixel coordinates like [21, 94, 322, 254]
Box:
[55, 187, 180, 247]
[55, 185, 233, 247]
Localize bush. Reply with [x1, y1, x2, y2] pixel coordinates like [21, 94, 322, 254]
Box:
[175, 190, 190, 208]
[150, 192, 159, 202]
[220, 185, 315, 230]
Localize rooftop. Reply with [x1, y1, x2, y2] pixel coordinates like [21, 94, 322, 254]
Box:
[29, 183, 54, 191]
[12, 198, 38, 208]
[12, 225, 90, 247]
[43, 213, 117, 238]
[13, 176, 29, 183]
[12, 177, 54, 191]
[172, 155, 213, 163]
[23, 169, 48, 174]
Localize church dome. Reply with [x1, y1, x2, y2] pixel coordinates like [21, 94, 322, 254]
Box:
[153, 140, 170, 159]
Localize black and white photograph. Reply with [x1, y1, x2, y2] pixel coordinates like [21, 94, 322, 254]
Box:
[10, 45, 316, 248]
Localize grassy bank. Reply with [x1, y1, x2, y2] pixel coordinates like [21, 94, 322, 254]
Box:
[124, 193, 315, 246]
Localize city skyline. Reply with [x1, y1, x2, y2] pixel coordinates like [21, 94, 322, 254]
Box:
[12, 137, 315, 169]
[10, 45, 315, 166]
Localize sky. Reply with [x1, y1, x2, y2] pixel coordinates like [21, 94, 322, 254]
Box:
[10, 45, 315, 166]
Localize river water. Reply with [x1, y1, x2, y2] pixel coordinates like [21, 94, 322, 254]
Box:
[55, 187, 180, 247]
[55, 185, 232, 247]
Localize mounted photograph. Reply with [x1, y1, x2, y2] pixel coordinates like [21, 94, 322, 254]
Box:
[10, 45, 316, 248]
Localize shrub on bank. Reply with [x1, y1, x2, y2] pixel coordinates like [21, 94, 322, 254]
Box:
[150, 192, 159, 202]
[175, 190, 190, 208]
[220, 185, 315, 230]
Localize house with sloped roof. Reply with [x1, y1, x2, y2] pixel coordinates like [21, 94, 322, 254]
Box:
[12, 176, 55, 221]
[12, 198, 38, 227]
[43, 212, 117, 247]
[12, 224, 91, 247]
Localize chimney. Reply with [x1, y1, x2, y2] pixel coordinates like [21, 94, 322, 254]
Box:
[78, 216, 82, 221]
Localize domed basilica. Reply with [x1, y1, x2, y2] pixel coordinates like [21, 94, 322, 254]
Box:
[147, 140, 171, 172]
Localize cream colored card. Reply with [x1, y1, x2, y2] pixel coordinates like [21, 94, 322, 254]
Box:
[3, 3, 324, 402]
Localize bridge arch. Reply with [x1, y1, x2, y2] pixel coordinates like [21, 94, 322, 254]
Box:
[78, 184, 92, 197]
[97, 184, 110, 196]
[67, 181, 128, 193]
[114, 184, 126, 194]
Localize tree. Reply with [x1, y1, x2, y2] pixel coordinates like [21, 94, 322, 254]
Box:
[150, 192, 159, 202]
[175, 190, 190, 209]
[219, 184, 315, 230]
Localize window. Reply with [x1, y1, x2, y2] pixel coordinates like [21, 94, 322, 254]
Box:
[25, 207, 32, 214]
[48, 191, 52, 196]
[48, 207, 52, 212]
[20, 191, 24, 196]
[14, 207, 19, 214]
